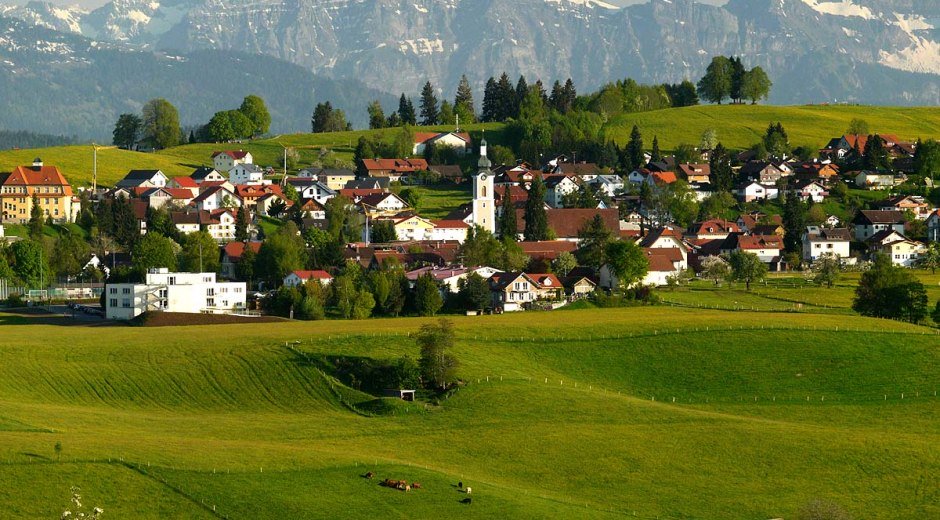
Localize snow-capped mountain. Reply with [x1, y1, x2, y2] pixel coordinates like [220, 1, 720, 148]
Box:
[0, 0, 937, 138]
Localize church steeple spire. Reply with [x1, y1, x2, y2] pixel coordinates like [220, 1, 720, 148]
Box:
[478, 131, 491, 169]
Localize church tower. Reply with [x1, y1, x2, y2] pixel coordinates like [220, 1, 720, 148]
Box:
[472, 137, 496, 234]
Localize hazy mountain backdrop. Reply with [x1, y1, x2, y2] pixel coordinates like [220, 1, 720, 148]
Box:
[0, 0, 938, 139]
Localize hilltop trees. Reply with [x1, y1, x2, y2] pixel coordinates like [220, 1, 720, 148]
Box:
[112, 113, 141, 149]
[398, 94, 417, 126]
[141, 98, 181, 149]
[454, 74, 476, 123]
[698, 56, 772, 105]
[206, 110, 253, 142]
[238, 95, 271, 136]
[419, 81, 440, 126]
[311, 102, 350, 133]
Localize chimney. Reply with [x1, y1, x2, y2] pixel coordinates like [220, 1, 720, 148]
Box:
[32, 158, 43, 169]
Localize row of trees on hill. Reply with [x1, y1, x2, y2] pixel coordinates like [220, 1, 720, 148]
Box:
[113, 95, 272, 148]
[697, 56, 772, 105]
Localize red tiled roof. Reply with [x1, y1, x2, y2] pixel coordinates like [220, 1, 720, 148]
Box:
[515, 208, 620, 239]
[212, 150, 251, 160]
[736, 235, 783, 250]
[691, 219, 741, 235]
[643, 247, 683, 263]
[645, 252, 676, 272]
[528, 273, 563, 289]
[171, 176, 199, 188]
[518, 240, 578, 260]
[2, 165, 72, 195]
[223, 241, 262, 261]
[290, 270, 333, 281]
[677, 164, 711, 179]
[650, 171, 677, 184]
[432, 220, 470, 229]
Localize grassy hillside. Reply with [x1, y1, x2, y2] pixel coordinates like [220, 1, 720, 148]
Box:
[0, 307, 936, 518]
[4, 105, 939, 190]
[604, 104, 940, 151]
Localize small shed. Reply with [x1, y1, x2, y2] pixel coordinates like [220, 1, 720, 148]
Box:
[383, 389, 416, 402]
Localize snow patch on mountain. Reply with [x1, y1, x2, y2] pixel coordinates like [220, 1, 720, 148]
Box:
[544, 0, 620, 10]
[880, 38, 940, 75]
[399, 37, 444, 55]
[800, 0, 875, 20]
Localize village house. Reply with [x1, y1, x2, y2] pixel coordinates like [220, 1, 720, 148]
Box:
[220, 241, 261, 279]
[513, 208, 620, 243]
[115, 169, 168, 189]
[788, 179, 828, 203]
[852, 210, 906, 241]
[229, 163, 267, 185]
[517, 241, 579, 264]
[599, 249, 682, 288]
[868, 234, 926, 267]
[190, 167, 227, 184]
[283, 270, 333, 287]
[315, 169, 357, 190]
[105, 268, 246, 320]
[645, 171, 677, 188]
[544, 175, 580, 208]
[361, 158, 429, 182]
[234, 184, 283, 209]
[191, 186, 242, 212]
[372, 214, 435, 242]
[561, 271, 597, 298]
[171, 209, 237, 242]
[552, 162, 603, 181]
[140, 187, 195, 210]
[345, 178, 391, 191]
[212, 150, 253, 173]
[489, 272, 564, 312]
[736, 181, 779, 203]
[429, 220, 470, 242]
[359, 192, 409, 217]
[802, 226, 852, 263]
[588, 175, 624, 198]
[740, 161, 786, 184]
[736, 213, 783, 232]
[412, 131, 471, 156]
[875, 195, 931, 219]
[687, 219, 742, 240]
[927, 210, 940, 242]
[854, 171, 898, 190]
[720, 233, 785, 270]
[167, 176, 201, 196]
[405, 266, 500, 295]
[256, 192, 287, 217]
[297, 199, 326, 220]
[287, 178, 336, 205]
[626, 168, 650, 186]
[0, 159, 79, 224]
[677, 164, 711, 184]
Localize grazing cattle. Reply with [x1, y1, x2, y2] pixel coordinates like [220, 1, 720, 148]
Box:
[466, 487, 472, 495]
[405, 485, 411, 492]
[364, 472, 375, 479]
[458, 481, 463, 489]
[412, 482, 421, 489]
[461, 497, 472, 505]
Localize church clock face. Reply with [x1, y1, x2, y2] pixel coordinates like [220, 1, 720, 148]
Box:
[479, 174, 488, 181]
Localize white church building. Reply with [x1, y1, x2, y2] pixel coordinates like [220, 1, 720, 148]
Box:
[470, 137, 496, 234]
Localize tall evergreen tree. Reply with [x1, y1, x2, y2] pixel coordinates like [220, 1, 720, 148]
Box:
[235, 205, 250, 242]
[513, 75, 529, 119]
[709, 143, 734, 192]
[398, 94, 417, 125]
[498, 185, 518, 240]
[729, 56, 746, 103]
[523, 175, 550, 241]
[549, 80, 565, 112]
[419, 81, 440, 126]
[495, 73, 515, 121]
[28, 194, 44, 241]
[626, 125, 644, 170]
[454, 74, 476, 123]
[481, 77, 499, 122]
[782, 192, 806, 254]
[650, 135, 662, 163]
[864, 134, 891, 170]
[563, 78, 577, 113]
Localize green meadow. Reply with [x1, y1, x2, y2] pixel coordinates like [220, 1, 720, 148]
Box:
[2, 104, 940, 191]
[0, 304, 936, 519]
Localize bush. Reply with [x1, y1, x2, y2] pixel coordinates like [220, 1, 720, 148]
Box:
[4, 293, 24, 307]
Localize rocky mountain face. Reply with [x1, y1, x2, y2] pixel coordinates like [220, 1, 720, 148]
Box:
[0, 0, 937, 137]
[0, 14, 396, 139]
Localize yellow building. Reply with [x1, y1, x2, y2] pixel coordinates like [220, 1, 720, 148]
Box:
[0, 159, 79, 224]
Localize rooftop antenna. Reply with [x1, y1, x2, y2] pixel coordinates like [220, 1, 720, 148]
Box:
[92, 143, 98, 192]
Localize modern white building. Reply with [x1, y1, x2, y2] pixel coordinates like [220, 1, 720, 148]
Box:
[105, 269, 246, 320]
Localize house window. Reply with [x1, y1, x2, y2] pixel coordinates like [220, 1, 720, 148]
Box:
[207, 298, 215, 307]
[168, 277, 176, 285]
[121, 299, 131, 308]
[207, 288, 215, 296]
[110, 298, 117, 307]
[109, 288, 117, 294]
[122, 288, 130, 294]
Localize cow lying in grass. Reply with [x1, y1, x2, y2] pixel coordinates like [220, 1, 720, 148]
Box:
[381, 479, 411, 491]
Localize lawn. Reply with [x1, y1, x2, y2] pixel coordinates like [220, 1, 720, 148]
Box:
[4, 104, 940, 191]
[604, 104, 940, 151]
[0, 306, 936, 519]
[392, 183, 471, 219]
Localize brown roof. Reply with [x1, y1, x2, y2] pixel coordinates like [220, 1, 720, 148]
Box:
[361, 158, 429, 173]
[677, 163, 711, 179]
[432, 220, 470, 229]
[691, 219, 741, 236]
[515, 208, 619, 239]
[854, 210, 906, 225]
[223, 241, 262, 261]
[645, 252, 676, 272]
[290, 270, 333, 281]
[518, 240, 578, 260]
[2, 164, 72, 194]
[735, 234, 784, 250]
[235, 184, 282, 199]
[557, 163, 602, 176]
[644, 247, 683, 263]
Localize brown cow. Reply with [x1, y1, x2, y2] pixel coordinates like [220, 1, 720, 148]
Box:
[412, 482, 422, 489]
[364, 472, 375, 479]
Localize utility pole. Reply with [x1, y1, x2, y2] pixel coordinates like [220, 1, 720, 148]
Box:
[199, 240, 203, 273]
[92, 143, 98, 192]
